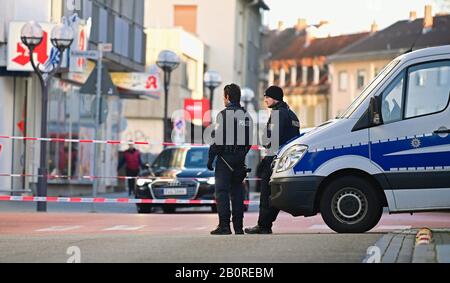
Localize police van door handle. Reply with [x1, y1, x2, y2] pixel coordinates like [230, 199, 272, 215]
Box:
[434, 128, 450, 134]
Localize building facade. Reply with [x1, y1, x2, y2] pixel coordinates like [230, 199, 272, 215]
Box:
[145, 0, 269, 113]
[263, 21, 369, 128]
[328, 5, 450, 119]
[121, 27, 206, 156]
[0, 0, 146, 195]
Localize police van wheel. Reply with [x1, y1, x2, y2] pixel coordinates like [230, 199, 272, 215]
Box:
[320, 176, 383, 233]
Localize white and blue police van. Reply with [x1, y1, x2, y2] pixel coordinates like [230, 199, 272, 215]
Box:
[270, 45, 450, 233]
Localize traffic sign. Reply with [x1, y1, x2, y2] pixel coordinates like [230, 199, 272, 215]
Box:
[174, 118, 186, 133]
[98, 43, 113, 53]
[80, 64, 119, 96]
[71, 50, 99, 60]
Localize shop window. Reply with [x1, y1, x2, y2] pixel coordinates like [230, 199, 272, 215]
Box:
[47, 79, 111, 183]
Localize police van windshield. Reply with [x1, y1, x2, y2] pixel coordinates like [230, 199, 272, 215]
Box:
[339, 59, 400, 119]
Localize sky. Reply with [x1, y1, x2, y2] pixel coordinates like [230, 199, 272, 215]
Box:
[264, 0, 445, 35]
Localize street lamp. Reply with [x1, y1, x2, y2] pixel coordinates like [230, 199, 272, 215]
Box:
[241, 87, 255, 110]
[156, 50, 180, 143]
[21, 21, 73, 212]
[204, 70, 222, 122]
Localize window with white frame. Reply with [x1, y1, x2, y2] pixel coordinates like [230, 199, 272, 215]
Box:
[338, 71, 348, 91]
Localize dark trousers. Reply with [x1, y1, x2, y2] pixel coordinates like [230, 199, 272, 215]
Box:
[126, 168, 140, 196]
[258, 156, 280, 229]
[215, 153, 246, 226]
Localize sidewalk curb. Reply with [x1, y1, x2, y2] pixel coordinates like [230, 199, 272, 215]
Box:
[384, 230, 415, 263]
[412, 243, 436, 263]
[412, 228, 436, 263]
[367, 228, 450, 263]
[433, 229, 450, 263]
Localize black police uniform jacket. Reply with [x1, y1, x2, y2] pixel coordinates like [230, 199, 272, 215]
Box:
[208, 102, 253, 162]
[263, 101, 300, 153]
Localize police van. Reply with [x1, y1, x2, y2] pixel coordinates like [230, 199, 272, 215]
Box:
[270, 45, 450, 233]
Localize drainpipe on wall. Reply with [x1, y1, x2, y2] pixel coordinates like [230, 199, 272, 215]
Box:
[242, 0, 260, 191]
[242, 0, 259, 89]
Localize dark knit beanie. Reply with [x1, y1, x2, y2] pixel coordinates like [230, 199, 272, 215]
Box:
[264, 86, 284, 101]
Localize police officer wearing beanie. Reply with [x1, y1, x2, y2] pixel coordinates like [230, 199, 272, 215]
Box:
[245, 86, 300, 234]
[208, 84, 253, 235]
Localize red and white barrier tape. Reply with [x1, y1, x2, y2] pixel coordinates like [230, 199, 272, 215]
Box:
[0, 195, 257, 205]
[0, 173, 262, 181]
[0, 173, 157, 180]
[0, 135, 263, 151]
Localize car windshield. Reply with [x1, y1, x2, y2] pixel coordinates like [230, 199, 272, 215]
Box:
[339, 59, 400, 119]
[152, 148, 184, 169]
[184, 148, 209, 168]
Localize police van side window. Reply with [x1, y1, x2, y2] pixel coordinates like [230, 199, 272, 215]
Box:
[405, 60, 450, 119]
[381, 73, 405, 124]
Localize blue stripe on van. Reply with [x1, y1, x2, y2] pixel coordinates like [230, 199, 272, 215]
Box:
[294, 144, 370, 173]
[371, 134, 450, 171]
[293, 134, 450, 174]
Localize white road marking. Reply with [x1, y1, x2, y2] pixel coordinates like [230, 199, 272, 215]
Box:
[171, 227, 184, 231]
[194, 226, 208, 231]
[103, 225, 146, 231]
[308, 224, 331, 230]
[36, 226, 82, 232]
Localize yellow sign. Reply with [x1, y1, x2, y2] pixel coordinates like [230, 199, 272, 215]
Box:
[111, 71, 161, 99]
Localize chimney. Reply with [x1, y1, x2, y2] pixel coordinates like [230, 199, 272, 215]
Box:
[277, 21, 285, 31]
[423, 5, 433, 30]
[295, 18, 307, 32]
[371, 21, 378, 33]
[409, 11, 417, 22]
[305, 27, 316, 47]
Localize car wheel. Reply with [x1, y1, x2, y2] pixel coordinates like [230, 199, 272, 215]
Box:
[211, 205, 218, 213]
[162, 205, 176, 214]
[136, 204, 153, 214]
[319, 176, 383, 233]
[244, 204, 249, 212]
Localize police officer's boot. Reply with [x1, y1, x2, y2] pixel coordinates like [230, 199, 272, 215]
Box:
[233, 219, 244, 235]
[210, 221, 232, 235]
[244, 225, 273, 234]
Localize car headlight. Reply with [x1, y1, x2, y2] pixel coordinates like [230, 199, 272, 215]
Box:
[136, 178, 152, 187]
[275, 145, 308, 173]
[196, 177, 216, 185]
[206, 177, 215, 185]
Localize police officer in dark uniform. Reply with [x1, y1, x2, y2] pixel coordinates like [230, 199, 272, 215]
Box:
[207, 84, 253, 235]
[245, 86, 300, 234]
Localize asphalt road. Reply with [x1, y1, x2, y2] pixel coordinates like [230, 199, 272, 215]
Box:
[1, 192, 450, 263]
[0, 233, 380, 263]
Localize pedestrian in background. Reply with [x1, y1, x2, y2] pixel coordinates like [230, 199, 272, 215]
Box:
[118, 144, 143, 196]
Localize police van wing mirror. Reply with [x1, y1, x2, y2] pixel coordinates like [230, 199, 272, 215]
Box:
[369, 96, 381, 126]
